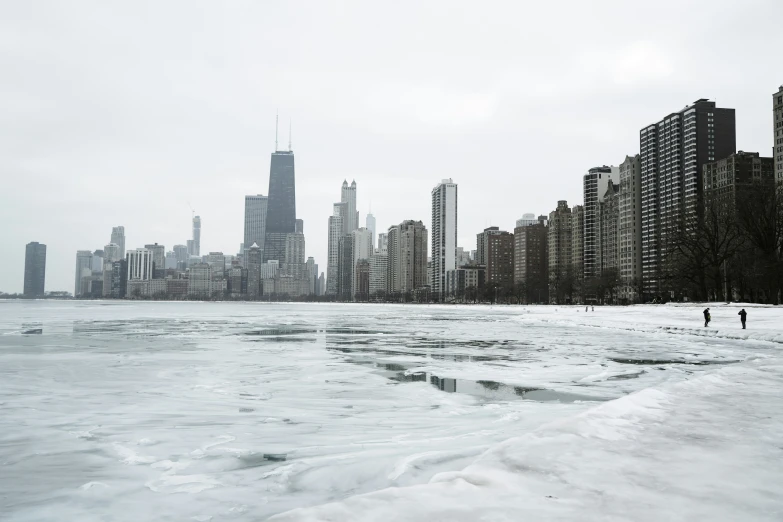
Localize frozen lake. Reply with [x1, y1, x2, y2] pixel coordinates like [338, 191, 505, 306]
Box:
[1, 301, 781, 521]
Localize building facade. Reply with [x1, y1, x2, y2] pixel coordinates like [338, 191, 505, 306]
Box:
[618, 155, 642, 302]
[516, 213, 538, 228]
[430, 178, 458, 302]
[398, 220, 428, 294]
[486, 231, 514, 290]
[475, 227, 500, 266]
[74, 250, 93, 297]
[599, 182, 620, 275]
[246, 243, 263, 297]
[144, 243, 165, 277]
[264, 147, 296, 263]
[514, 221, 548, 303]
[775, 86, 783, 183]
[355, 260, 370, 300]
[369, 252, 388, 297]
[640, 99, 736, 299]
[571, 204, 584, 288]
[365, 213, 376, 247]
[338, 235, 354, 300]
[446, 266, 485, 300]
[386, 226, 400, 294]
[191, 216, 201, 257]
[244, 195, 268, 260]
[548, 201, 572, 303]
[111, 260, 128, 298]
[703, 151, 775, 206]
[24, 242, 46, 297]
[583, 166, 618, 280]
[111, 226, 126, 260]
[326, 212, 343, 295]
[340, 180, 358, 234]
[127, 248, 154, 281]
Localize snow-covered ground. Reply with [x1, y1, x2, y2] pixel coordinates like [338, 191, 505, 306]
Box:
[1, 301, 781, 521]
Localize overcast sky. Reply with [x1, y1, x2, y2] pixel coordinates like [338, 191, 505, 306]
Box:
[2, 0, 781, 293]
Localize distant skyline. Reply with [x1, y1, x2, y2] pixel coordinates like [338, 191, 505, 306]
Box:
[1, 1, 781, 292]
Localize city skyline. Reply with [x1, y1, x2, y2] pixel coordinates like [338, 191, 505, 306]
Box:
[2, 1, 782, 293]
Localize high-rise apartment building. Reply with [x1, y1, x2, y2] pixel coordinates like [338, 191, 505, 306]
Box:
[188, 264, 225, 298]
[548, 201, 572, 303]
[24, 242, 46, 297]
[431, 178, 458, 302]
[599, 182, 620, 275]
[486, 231, 514, 290]
[127, 248, 154, 281]
[165, 251, 178, 270]
[476, 227, 501, 266]
[173, 245, 189, 270]
[264, 146, 296, 263]
[398, 220, 428, 294]
[514, 219, 548, 303]
[377, 232, 388, 254]
[386, 226, 400, 294]
[111, 260, 128, 298]
[703, 151, 774, 206]
[111, 226, 126, 260]
[365, 213, 376, 247]
[369, 252, 388, 297]
[74, 250, 93, 297]
[456, 247, 472, 267]
[326, 211, 344, 295]
[446, 266, 485, 299]
[571, 204, 584, 286]
[204, 252, 226, 276]
[338, 235, 354, 300]
[773, 86, 783, 183]
[244, 195, 268, 260]
[618, 155, 642, 302]
[104, 243, 121, 263]
[355, 260, 370, 300]
[306, 257, 316, 295]
[246, 243, 263, 297]
[281, 232, 306, 279]
[191, 216, 202, 257]
[583, 166, 618, 279]
[144, 244, 165, 276]
[352, 228, 372, 297]
[640, 99, 736, 299]
[516, 213, 538, 228]
[341, 180, 358, 234]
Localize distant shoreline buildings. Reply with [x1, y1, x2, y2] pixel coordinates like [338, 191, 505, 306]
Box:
[11, 85, 782, 304]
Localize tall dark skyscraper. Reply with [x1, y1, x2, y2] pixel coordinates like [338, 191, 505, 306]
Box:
[263, 143, 297, 262]
[639, 99, 735, 299]
[24, 242, 46, 297]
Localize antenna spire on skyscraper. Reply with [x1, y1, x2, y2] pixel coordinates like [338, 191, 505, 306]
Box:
[275, 110, 279, 152]
[288, 117, 292, 152]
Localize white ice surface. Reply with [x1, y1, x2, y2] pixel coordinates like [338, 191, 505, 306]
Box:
[1, 301, 781, 521]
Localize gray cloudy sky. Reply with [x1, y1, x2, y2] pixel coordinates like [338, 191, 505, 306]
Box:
[2, 0, 781, 293]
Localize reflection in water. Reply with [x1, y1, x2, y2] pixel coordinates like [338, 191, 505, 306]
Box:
[609, 357, 739, 366]
[378, 362, 604, 403]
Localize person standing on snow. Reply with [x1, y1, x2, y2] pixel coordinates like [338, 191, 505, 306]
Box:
[738, 308, 747, 329]
[703, 308, 711, 327]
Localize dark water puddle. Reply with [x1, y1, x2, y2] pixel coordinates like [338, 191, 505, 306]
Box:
[243, 327, 318, 336]
[351, 359, 606, 403]
[610, 357, 740, 366]
[607, 371, 646, 380]
[330, 345, 515, 363]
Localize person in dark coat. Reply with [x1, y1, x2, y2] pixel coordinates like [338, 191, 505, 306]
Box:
[738, 309, 747, 329]
[703, 308, 711, 327]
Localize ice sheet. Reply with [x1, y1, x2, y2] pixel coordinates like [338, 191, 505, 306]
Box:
[1, 301, 781, 521]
